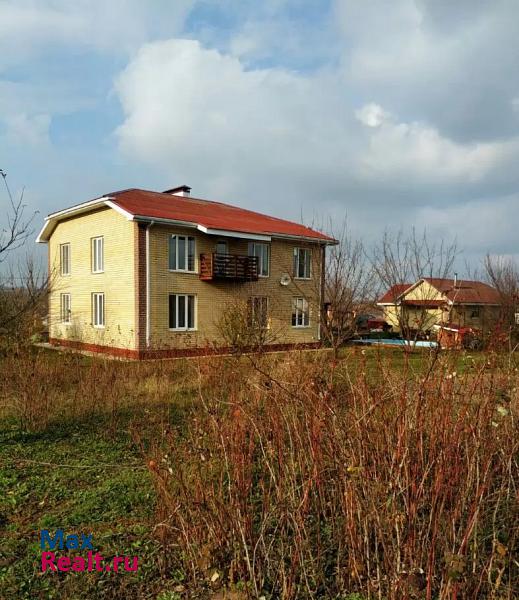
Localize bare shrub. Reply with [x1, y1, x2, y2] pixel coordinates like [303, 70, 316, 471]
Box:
[215, 294, 282, 354]
[143, 351, 518, 599]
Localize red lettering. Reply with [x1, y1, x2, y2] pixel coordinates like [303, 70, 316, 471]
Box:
[41, 551, 56, 572]
[94, 553, 104, 571]
[112, 556, 123, 572]
[124, 556, 138, 572]
[71, 556, 85, 572]
[57, 556, 71, 571]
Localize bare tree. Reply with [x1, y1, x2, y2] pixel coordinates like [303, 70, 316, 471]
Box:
[483, 254, 519, 343]
[371, 229, 458, 342]
[318, 220, 376, 357]
[0, 170, 36, 261]
[0, 256, 49, 336]
[0, 171, 48, 349]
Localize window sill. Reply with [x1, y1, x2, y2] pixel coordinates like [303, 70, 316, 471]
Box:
[292, 325, 311, 329]
[60, 273, 71, 277]
[92, 270, 104, 274]
[93, 325, 105, 329]
[168, 269, 198, 274]
[294, 277, 312, 281]
[168, 328, 197, 332]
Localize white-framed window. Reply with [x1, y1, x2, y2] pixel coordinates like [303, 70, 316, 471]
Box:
[169, 294, 196, 330]
[293, 247, 311, 279]
[92, 292, 105, 328]
[60, 243, 71, 276]
[249, 296, 269, 328]
[60, 293, 71, 324]
[248, 242, 270, 277]
[91, 236, 104, 273]
[169, 235, 196, 272]
[292, 297, 309, 327]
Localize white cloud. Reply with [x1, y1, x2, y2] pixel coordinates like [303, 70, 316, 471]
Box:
[114, 39, 355, 210]
[115, 39, 519, 211]
[2, 113, 51, 147]
[355, 103, 391, 128]
[358, 117, 519, 184]
[0, 0, 193, 69]
[416, 193, 519, 256]
[334, 0, 519, 143]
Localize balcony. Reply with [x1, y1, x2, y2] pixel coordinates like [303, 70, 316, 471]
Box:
[199, 253, 259, 282]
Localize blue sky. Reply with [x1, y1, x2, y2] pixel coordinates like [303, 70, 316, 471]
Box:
[2, 0, 519, 269]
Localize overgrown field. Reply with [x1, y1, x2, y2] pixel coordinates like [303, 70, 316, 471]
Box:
[0, 347, 517, 599]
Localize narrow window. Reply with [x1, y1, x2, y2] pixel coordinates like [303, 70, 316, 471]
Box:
[248, 242, 270, 277]
[92, 293, 105, 328]
[187, 295, 195, 329]
[168, 294, 196, 330]
[178, 236, 186, 270]
[249, 296, 269, 328]
[178, 295, 186, 328]
[60, 243, 70, 276]
[168, 236, 177, 270]
[91, 237, 104, 273]
[292, 297, 309, 327]
[188, 237, 196, 271]
[168, 295, 176, 329]
[293, 247, 311, 279]
[169, 235, 196, 272]
[60, 293, 71, 324]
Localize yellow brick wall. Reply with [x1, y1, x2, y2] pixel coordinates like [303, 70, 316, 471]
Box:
[148, 225, 323, 349]
[48, 207, 137, 349]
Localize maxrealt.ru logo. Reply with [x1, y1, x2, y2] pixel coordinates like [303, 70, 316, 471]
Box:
[40, 529, 138, 573]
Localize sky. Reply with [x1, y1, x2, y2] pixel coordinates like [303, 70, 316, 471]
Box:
[1, 0, 519, 270]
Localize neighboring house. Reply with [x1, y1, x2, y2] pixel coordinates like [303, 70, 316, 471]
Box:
[37, 186, 335, 358]
[377, 277, 501, 335]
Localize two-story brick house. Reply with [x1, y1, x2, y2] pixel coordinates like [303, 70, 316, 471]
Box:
[37, 186, 335, 358]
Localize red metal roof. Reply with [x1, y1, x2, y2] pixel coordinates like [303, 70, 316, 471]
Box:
[423, 278, 501, 305]
[109, 188, 334, 242]
[377, 283, 413, 304]
[378, 278, 501, 306]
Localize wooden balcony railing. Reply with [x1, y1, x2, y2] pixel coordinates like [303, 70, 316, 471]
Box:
[199, 253, 259, 282]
